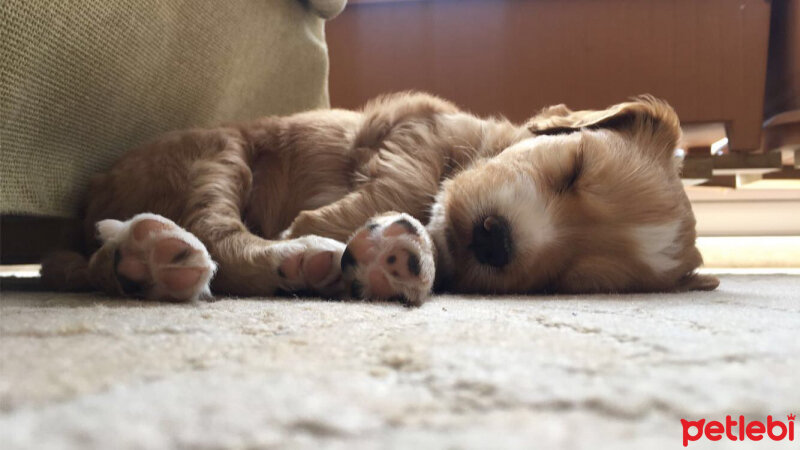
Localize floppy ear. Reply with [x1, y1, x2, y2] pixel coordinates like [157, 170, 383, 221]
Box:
[526, 95, 682, 164]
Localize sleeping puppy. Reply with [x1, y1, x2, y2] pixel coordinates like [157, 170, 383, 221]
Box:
[42, 92, 719, 304]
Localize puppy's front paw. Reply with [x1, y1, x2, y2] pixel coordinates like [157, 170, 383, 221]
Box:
[276, 236, 346, 297]
[279, 211, 314, 240]
[341, 213, 435, 306]
[93, 213, 217, 301]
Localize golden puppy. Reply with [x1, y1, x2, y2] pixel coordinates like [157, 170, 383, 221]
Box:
[42, 92, 718, 304]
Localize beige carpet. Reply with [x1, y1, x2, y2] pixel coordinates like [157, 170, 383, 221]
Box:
[1, 275, 798, 449]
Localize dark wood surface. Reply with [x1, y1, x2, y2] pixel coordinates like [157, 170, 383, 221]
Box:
[328, 0, 772, 151]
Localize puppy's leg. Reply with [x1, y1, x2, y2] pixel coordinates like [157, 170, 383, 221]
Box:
[282, 159, 441, 242]
[83, 128, 346, 299]
[86, 213, 346, 300]
[174, 141, 346, 297]
[282, 92, 458, 242]
[340, 212, 436, 306]
[200, 230, 346, 298]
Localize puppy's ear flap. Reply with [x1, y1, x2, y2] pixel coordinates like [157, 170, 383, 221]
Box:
[526, 95, 682, 163]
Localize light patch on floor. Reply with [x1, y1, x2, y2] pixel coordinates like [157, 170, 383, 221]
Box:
[0, 265, 40, 278]
[697, 236, 800, 268]
[699, 267, 800, 275]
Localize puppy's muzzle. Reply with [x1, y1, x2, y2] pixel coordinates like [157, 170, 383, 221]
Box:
[470, 215, 513, 268]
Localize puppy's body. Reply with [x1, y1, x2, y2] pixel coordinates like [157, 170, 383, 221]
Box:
[43, 92, 718, 304]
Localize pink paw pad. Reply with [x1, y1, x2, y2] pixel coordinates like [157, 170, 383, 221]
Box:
[97, 214, 216, 301]
[275, 236, 345, 296]
[278, 250, 336, 287]
[341, 213, 434, 306]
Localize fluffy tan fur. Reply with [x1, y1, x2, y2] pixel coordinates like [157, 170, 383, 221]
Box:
[431, 96, 718, 294]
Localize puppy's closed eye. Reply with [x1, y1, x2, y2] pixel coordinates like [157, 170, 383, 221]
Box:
[556, 149, 584, 194]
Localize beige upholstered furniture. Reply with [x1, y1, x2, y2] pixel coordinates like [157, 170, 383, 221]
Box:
[1, 0, 345, 218]
[1, 0, 345, 261]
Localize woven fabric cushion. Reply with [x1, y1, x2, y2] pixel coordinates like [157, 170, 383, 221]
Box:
[1, 0, 336, 218]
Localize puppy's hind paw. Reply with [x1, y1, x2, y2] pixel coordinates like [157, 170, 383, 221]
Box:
[91, 213, 217, 301]
[341, 213, 435, 306]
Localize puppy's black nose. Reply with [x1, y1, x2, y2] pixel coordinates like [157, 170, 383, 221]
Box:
[470, 215, 512, 268]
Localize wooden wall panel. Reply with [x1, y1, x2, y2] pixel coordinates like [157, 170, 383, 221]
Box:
[328, 0, 772, 151]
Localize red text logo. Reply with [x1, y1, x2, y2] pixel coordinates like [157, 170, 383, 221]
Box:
[681, 414, 795, 447]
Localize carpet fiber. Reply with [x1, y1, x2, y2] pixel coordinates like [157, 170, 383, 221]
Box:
[1, 275, 798, 449]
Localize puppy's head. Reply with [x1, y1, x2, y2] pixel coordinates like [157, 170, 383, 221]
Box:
[428, 96, 718, 294]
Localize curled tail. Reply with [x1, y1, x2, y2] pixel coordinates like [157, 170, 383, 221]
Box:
[40, 250, 93, 291]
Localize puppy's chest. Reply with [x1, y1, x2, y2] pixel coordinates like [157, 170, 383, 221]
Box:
[245, 151, 354, 236]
